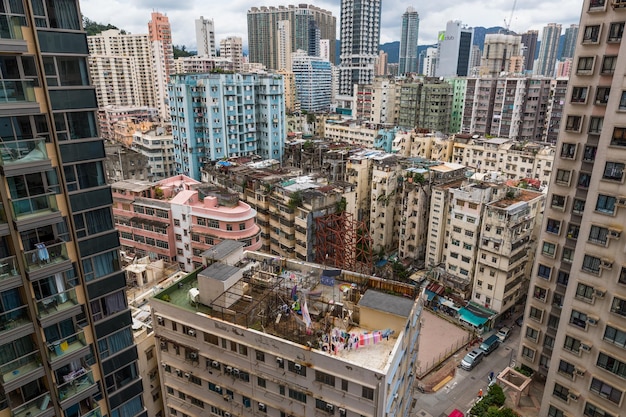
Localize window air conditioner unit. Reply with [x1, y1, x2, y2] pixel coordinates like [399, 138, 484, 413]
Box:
[601, 258, 613, 269]
[184, 372, 191, 379]
[223, 395, 230, 401]
[212, 361, 220, 369]
[294, 363, 302, 372]
[574, 367, 586, 376]
[160, 341, 167, 349]
[587, 315, 599, 326]
[225, 366, 233, 374]
[594, 288, 606, 298]
[276, 357, 284, 366]
[258, 403, 267, 412]
[215, 385, 221, 392]
[233, 368, 240, 377]
[175, 369, 182, 376]
[326, 404, 335, 413]
[339, 408, 346, 417]
[608, 228, 621, 238]
[224, 413, 231, 417]
[187, 329, 196, 336]
[580, 342, 592, 352]
[157, 316, 164, 324]
[189, 352, 198, 360]
[616, 196, 626, 207]
[568, 391, 579, 401]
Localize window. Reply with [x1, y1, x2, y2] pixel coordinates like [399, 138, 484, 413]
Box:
[578, 172, 592, 188]
[563, 335, 582, 355]
[288, 389, 307, 403]
[255, 350, 265, 362]
[555, 170, 571, 186]
[611, 127, 626, 147]
[548, 405, 565, 417]
[596, 194, 616, 215]
[542, 242, 556, 258]
[525, 326, 539, 342]
[571, 86, 588, 103]
[610, 296, 626, 316]
[557, 270, 570, 286]
[595, 86, 610, 105]
[315, 371, 335, 386]
[551, 194, 567, 210]
[565, 115, 583, 132]
[567, 224, 580, 239]
[597, 352, 626, 378]
[575, 283, 595, 302]
[257, 377, 266, 388]
[209, 219, 219, 228]
[620, 91, 626, 111]
[603, 162, 625, 182]
[570, 310, 588, 328]
[583, 25, 601, 43]
[552, 382, 570, 401]
[603, 324, 626, 348]
[608, 21, 624, 42]
[588, 117, 603, 135]
[204, 333, 218, 345]
[521, 346, 535, 361]
[577, 56, 595, 74]
[562, 247, 575, 264]
[362, 386, 374, 400]
[537, 264, 552, 280]
[588, 225, 608, 246]
[534, 286, 548, 301]
[558, 359, 575, 377]
[601, 55, 617, 74]
[529, 306, 544, 322]
[560, 143, 577, 159]
[582, 255, 601, 274]
[548, 314, 560, 330]
[584, 402, 616, 417]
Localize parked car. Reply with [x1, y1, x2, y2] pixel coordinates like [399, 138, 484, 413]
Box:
[515, 315, 524, 327]
[460, 348, 484, 371]
[479, 334, 501, 356]
[497, 326, 512, 342]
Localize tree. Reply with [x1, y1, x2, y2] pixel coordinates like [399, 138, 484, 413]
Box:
[173, 44, 195, 59]
[83, 17, 125, 36]
[288, 191, 303, 210]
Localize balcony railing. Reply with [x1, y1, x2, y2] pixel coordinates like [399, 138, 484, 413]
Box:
[36, 287, 79, 319]
[11, 392, 53, 417]
[58, 368, 95, 403]
[0, 79, 36, 104]
[0, 305, 29, 334]
[0, 350, 42, 384]
[80, 406, 102, 417]
[0, 255, 18, 281]
[11, 193, 58, 220]
[1, 138, 48, 167]
[47, 329, 87, 362]
[23, 240, 69, 273]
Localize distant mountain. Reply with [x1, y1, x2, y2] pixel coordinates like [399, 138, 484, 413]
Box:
[380, 41, 400, 63]
[472, 26, 508, 51]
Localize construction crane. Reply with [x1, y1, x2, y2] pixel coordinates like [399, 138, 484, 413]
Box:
[503, 0, 518, 33]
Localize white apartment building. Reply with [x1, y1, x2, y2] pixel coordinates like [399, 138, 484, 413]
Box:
[195, 16, 216, 57]
[151, 248, 423, 417]
[173, 56, 234, 74]
[324, 122, 378, 148]
[370, 156, 402, 253]
[220, 36, 244, 73]
[131, 126, 176, 180]
[88, 29, 163, 118]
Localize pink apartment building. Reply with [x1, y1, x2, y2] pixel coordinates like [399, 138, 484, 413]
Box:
[112, 175, 261, 271]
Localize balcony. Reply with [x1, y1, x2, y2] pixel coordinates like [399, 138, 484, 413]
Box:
[11, 392, 54, 417]
[11, 193, 58, 222]
[1, 138, 50, 173]
[0, 255, 19, 282]
[0, 79, 36, 105]
[23, 240, 70, 274]
[76, 405, 102, 417]
[36, 287, 80, 320]
[47, 329, 88, 363]
[57, 368, 97, 404]
[0, 350, 43, 385]
[0, 305, 31, 335]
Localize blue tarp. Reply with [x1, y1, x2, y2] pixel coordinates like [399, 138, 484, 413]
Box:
[458, 307, 488, 327]
[425, 289, 436, 301]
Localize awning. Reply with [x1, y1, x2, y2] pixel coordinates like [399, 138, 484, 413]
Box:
[458, 307, 488, 327]
[425, 289, 437, 301]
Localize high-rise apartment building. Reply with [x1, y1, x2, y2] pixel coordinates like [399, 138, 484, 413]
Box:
[247, 5, 336, 70]
[561, 24, 580, 59]
[148, 12, 175, 79]
[219, 36, 244, 72]
[399, 7, 420, 75]
[521, 30, 539, 72]
[375, 50, 388, 76]
[520, 2, 626, 417]
[195, 16, 216, 57]
[292, 51, 332, 113]
[168, 73, 286, 180]
[338, 0, 382, 95]
[277, 20, 292, 72]
[535, 23, 562, 77]
[480, 34, 522, 77]
[435, 20, 474, 77]
[0, 2, 144, 417]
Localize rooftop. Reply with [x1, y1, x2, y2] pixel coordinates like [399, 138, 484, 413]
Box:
[153, 251, 418, 371]
[489, 188, 544, 209]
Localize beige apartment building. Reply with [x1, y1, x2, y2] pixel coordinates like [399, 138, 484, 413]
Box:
[150, 248, 423, 417]
[519, 1, 626, 417]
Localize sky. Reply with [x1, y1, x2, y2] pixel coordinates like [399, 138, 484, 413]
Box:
[79, 0, 584, 50]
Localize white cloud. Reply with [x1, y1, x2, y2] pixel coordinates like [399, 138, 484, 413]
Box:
[79, 0, 583, 49]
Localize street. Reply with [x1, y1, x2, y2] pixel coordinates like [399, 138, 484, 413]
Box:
[412, 324, 521, 417]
